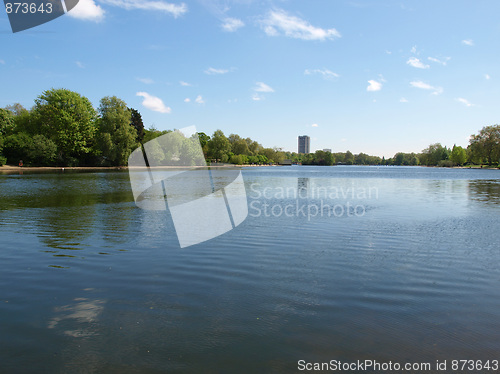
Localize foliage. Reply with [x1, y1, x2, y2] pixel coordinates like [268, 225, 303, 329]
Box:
[468, 125, 500, 165]
[419, 143, 450, 166]
[4, 103, 28, 117]
[0, 108, 15, 136]
[129, 107, 145, 143]
[344, 150, 354, 165]
[207, 130, 231, 162]
[2, 132, 56, 165]
[29, 135, 58, 165]
[391, 152, 419, 166]
[449, 145, 467, 166]
[33, 88, 98, 164]
[96, 96, 137, 166]
[143, 126, 171, 144]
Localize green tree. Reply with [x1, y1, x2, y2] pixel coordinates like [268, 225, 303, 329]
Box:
[2, 132, 32, 164]
[207, 130, 231, 162]
[0, 108, 15, 136]
[245, 138, 261, 155]
[4, 103, 28, 117]
[260, 148, 276, 163]
[33, 88, 97, 164]
[344, 150, 354, 165]
[197, 132, 210, 159]
[449, 145, 467, 166]
[129, 108, 145, 143]
[468, 125, 500, 165]
[96, 96, 137, 166]
[2, 132, 57, 166]
[233, 138, 251, 155]
[419, 143, 449, 166]
[314, 150, 335, 165]
[28, 135, 58, 165]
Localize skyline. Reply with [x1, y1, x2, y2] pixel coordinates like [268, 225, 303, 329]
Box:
[1, 1, 499, 157]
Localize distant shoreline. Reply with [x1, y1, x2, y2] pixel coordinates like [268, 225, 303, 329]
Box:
[0, 164, 273, 172]
[1, 164, 497, 173]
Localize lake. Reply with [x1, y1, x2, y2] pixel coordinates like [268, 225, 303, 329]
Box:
[1, 166, 500, 373]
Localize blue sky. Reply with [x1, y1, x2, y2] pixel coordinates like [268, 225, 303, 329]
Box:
[1, 0, 499, 157]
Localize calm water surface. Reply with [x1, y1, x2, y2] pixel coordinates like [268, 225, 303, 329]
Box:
[1, 166, 500, 373]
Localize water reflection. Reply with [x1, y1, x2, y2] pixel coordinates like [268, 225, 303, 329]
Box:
[0, 172, 137, 263]
[48, 292, 105, 338]
[468, 180, 500, 205]
[297, 177, 310, 197]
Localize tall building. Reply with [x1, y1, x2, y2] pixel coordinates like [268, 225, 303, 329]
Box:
[298, 135, 310, 154]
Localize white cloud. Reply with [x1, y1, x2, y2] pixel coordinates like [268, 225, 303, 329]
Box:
[410, 45, 417, 54]
[304, 69, 339, 80]
[136, 92, 171, 113]
[456, 97, 474, 107]
[260, 9, 340, 41]
[98, 0, 187, 17]
[137, 77, 154, 84]
[179, 81, 192, 86]
[254, 82, 274, 93]
[184, 98, 191, 103]
[400, 97, 408, 103]
[68, 0, 105, 21]
[75, 61, 85, 68]
[407, 57, 429, 69]
[204, 67, 229, 75]
[252, 93, 263, 101]
[366, 80, 382, 92]
[410, 80, 443, 95]
[462, 39, 474, 46]
[221, 17, 244, 32]
[485, 74, 491, 80]
[195, 95, 205, 104]
[311, 123, 319, 127]
[428, 56, 450, 66]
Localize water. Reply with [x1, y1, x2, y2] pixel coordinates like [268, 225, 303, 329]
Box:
[0, 166, 499, 373]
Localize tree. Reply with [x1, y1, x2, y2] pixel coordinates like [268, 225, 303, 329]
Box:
[0, 108, 15, 136]
[314, 150, 335, 165]
[419, 143, 449, 166]
[232, 138, 251, 155]
[96, 96, 137, 166]
[4, 103, 28, 117]
[129, 108, 145, 143]
[198, 132, 210, 148]
[197, 132, 210, 159]
[2, 132, 57, 166]
[245, 137, 262, 155]
[344, 150, 354, 165]
[393, 153, 405, 166]
[33, 88, 97, 164]
[450, 145, 467, 166]
[468, 125, 500, 165]
[29, 135, 58, 165]
[207, 130, 231, 162]
[2, 132, 32, 164]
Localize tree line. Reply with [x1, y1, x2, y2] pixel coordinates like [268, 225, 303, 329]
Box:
[0, 88, 499, 167]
